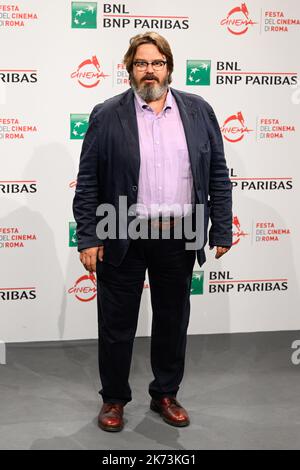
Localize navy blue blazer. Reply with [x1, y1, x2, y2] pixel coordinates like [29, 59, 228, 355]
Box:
[73, 87, 232, 267]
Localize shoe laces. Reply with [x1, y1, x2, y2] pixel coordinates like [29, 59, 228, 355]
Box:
[164, 397, 180, 408]
[106, 403, 122, 413]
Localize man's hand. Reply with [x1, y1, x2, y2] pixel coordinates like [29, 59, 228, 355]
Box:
[80, 246, 104, 272]
[210, 246, 231, 259]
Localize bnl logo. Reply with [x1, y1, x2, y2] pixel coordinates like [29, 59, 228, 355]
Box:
[70, 114, 89, 140]
[71, 2, 97, 29]
[186, 61, 211, 86]
[191, 271, 204, 295]
[69, 222, 78, 247]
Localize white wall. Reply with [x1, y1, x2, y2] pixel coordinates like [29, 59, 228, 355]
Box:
[1, 0, 299, 341]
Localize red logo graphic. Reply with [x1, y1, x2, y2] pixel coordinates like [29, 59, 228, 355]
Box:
[232, 216, 249, 245]
[69, 179, 77, 189]
[68, 272, 97, 302]
[221, 111, 254, 143]
[220, 3, 257, 35]
[71, 56, 109, 88]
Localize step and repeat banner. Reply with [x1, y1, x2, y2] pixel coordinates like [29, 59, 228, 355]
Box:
[1, 1, 300, 342]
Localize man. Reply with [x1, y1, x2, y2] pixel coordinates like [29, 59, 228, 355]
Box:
[73, 32, 232, 432]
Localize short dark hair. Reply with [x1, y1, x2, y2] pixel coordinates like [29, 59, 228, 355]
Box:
[123, 31, 174, 83]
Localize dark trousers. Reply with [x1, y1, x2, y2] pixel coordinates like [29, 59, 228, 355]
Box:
[96, 228, 196, 405]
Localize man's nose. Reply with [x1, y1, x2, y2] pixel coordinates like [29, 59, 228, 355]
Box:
[145, 62, 155, 71]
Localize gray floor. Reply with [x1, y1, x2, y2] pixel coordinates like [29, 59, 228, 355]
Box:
[0, 331, 300, 450]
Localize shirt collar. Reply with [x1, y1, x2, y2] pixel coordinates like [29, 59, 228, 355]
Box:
[134, 88, 173, 114]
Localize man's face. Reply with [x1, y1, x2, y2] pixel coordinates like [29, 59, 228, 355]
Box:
[131, 43, 169, 102]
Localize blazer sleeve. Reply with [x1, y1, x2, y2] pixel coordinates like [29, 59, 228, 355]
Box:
[205, 103, 233, 248]
[72, 106, 104, 252]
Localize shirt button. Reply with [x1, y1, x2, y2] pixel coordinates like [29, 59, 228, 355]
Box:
[158, 186, 162, 190]
[157, 163, 161, 167]
[155, 141, 159, 145]
[132, 185, 137, 191]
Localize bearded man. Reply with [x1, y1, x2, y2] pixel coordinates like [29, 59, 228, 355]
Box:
[73, 32, 232, 432]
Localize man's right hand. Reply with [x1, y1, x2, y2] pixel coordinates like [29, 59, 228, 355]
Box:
[79, 246, 104, 273]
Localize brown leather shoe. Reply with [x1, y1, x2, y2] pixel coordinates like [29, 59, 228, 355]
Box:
[150, 397, 190, 427]
[98, 403, 124, 432]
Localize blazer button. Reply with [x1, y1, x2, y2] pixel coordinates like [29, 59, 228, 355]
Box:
[132, 185, 138, 191]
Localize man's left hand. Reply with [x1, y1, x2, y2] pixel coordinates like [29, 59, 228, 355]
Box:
[210, 246, 231, 259]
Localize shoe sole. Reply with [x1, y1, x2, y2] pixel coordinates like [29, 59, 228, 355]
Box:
[98, 422, 124, 432]
[150, 403, 190, 427]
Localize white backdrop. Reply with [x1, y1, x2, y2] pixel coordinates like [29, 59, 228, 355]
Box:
[1, 0, 300, 342]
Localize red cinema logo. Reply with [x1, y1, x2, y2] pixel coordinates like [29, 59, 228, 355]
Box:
[232, 216, 249, 245]
[221, 111, 253, 143]
[69, 180, 77, 190]
[71, 55, 109, 88]
[220, 3, 257, 35]
[68, 272, 97, 302]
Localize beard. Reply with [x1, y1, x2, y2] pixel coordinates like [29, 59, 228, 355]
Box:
[131, 74, 169, 103]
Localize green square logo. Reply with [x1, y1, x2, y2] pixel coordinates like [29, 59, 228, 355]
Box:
[71, 2, 97, 29]
[69, 222, 78, 247]
[190, 271, 204, 295]
[186, 60, 211, 86]
[70, 114, 89, 140]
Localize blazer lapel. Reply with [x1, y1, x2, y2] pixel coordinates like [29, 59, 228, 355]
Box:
[116, 89, 140, 182]
[170, 88, 199, 185]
